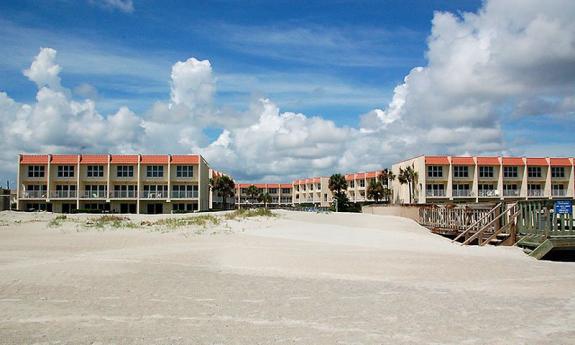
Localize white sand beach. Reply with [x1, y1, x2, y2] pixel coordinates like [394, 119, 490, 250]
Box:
[0, 210, 574, 344]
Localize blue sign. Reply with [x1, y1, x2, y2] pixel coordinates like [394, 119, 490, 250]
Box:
[554, 200, 573, 215]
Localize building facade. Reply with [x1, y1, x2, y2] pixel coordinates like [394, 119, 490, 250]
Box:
[344, 170, 391, 202]
[17, 154, 210, 213]
[292, 177, 332, 207]
[208, 169, 236, 210]
[235, 183, 293, 208]
[392, 155, 575, 204]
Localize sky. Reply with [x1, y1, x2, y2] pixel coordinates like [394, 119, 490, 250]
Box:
[0, 0, 574, 185]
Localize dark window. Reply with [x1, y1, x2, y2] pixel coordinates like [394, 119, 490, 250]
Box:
[503, 166, 518, 178]
[27, 165, 45, 178]
[117, 166, 134, 177]
[146, 165, 164, 178]
[176, 165, 193, 178]
[57, 165, 75, 177]
[453, 166, 469, 178]
[479, 166, 494, 178]
[87, 165, 104, 177]
[427, 166, 443, 178]
[527, 166, 542, 178]
[551, 167, 565, 178]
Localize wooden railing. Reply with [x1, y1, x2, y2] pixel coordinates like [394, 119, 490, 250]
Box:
[419, 204, 497, 232]
[517, 200, 575, 237]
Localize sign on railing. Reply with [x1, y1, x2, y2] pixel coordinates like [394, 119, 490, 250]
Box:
[554, 200, 573, 215]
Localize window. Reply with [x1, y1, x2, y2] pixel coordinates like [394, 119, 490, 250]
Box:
[349, 180, 355, 188]
[27, 165, 45, 178]
[453, 184, 470, 196]
[85, 185, 106, 197]
[426, 184, 445, 196]
[281, 188, 291, 194]
[503, 184, 518, 196]
[87, 165, 104, 177]
[172, 185, 197, 198]
[146, 165, 164, 178]
[551, 167, 565, 178]
[528, 184, 542, 197]
[176, 165, 193, 178]
[268, 188, 278, 194]
[117, 165, 134, 177]
[453, 166, 469, 178]
[527, 166, 542, 178]
[478, 184, 496, 197]
[359, 179, 365, 187]
[173, 203, 194, 212]
[427, 166, 443, 178]
[143, 185, 168, 197]
[57, 165, 75, 178]
[552, 184, 565, 196]
[503, 166, 518, 178]
[316, 183, 321, 190]
[479, 166, 494, 178]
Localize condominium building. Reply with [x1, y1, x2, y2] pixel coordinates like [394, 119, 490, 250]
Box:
[391, 155, 575, 204]
[344, 170, 391, 202]
[292, 177, 332, 207]
[235, 183, 293, 208]
[17, 154, 211, 213]
[208, 169, 235, 209]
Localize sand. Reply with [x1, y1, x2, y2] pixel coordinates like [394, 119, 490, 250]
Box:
[0, 210, 574, 344]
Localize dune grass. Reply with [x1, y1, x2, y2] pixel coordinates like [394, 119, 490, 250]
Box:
[224, 208, 275, 220]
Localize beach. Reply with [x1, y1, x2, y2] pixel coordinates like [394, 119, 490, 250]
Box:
[0, 210, 574, 344]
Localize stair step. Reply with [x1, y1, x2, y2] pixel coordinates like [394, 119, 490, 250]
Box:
[489, 239, 502, 245]
[496, 233, 510, 238]
[523, 248, 533, 254]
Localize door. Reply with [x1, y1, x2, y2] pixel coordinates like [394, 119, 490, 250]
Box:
[155, 203, 163, 214]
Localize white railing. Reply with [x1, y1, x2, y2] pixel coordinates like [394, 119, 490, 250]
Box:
[81, 190, 107, 198]
[171, 191, 198, 198]
[110, 191, 137, 198]
[51, 191, 77, 198]
[552, 190, 566, 197]
[528, 190, 543, 197]
[478, 190, 499, 197]
[503, 190, 520, 197]
[20, 191, 47, 198]
[453, 190, 472, 197]
[426, 190, 446, 197]
[141, 191, 169, 199]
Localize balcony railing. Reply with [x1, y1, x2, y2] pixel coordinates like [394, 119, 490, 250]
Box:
[426, 190, 446, 197]
[81, 190, 107, 198]
[110, 191, 137, 198]
[552, 190, 567, 197]
[20, 191, 47, 199]
[171, 191, 198, 199]
[141, 191, 169, 199]
[478, 190, 499, 197]
[51, 190, 77, 198]
[503, 190, 520, 197]
[528, 190, 544, 197]
[452, 190, 472, 197]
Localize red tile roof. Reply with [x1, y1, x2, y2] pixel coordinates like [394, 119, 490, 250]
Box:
[502, 157, 525, 166]
[20, 154, 49, 164]
[365, 171, 377, 178]
[51, 154, 78, 164]
[451, 156, 475, 165]
[312, 178, 320, 183]
[141, 155, 169, 164]
[280, 184, 292, 188]
[355, 173, 366, 179]
[171, 155, 199, 164]
[425, 156, 449, 165]
[549, 158, 572, 166]
[345, 174, 354, 181]
[80, 154, 108, 164]
[526, 158, 548, 166]
[110, 155, 139, 164]
[476, 157, 500, 165]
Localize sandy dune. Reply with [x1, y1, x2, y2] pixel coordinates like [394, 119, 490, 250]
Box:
[0, 210, 574, 344]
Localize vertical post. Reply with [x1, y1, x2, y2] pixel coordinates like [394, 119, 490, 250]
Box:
[198, 156, 202, 212]
[47, 154, 52, 204]
[16, 155, 21, 210]
[136, 155, 141, 214]
[167, 155, 171, 203]
[106, 154, 111, 202]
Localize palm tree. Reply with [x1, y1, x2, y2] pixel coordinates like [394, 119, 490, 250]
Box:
[210, 175, 235, 210]
[398, 165, 418, 204]
[258, 192, 272, 209]
[379, 169, 396, 202]
[366, 180, 385, 203]
[328, 174, 347, 197]
[246, 185, 260, 204]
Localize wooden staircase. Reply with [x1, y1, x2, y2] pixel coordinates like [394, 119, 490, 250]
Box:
[452, 203, 519, 246]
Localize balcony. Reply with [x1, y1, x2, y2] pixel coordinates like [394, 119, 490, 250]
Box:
[81, 190, 107, 198]
[110, 191, 137, 198]
[478, 190, 499, 197]
[141, 191, 169, 199]
[503, 190, 520, 197]
[527, 190, 544, 197]
[20, 190, 47, 199]
[426, 190, 446, 197]
[452, 190, 472, 197]
[51, 190, 77, 199]
[171, 191, 198, 199]
[552, 190, 567, 197]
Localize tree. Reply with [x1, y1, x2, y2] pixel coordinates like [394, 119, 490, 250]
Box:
[398, 165, 418, 204]
[379, 169, 396, 202]
[210, 175, 235, 210]
[258, 192, 272, 208]
[246, 185, 260, 204]
[328, 174, 347, 196]
[366, 180, 385, 203]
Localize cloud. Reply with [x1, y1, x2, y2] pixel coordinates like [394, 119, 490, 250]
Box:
[89, 0, 134, 13]
[1, 0, 575, 186]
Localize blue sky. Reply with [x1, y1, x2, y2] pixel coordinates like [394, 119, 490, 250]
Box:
[0, 0, 574, 184]
[0, 0, 481, 129]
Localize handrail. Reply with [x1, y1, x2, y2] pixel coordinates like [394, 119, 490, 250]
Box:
[479, 209, 520, 246]
[462, 203, 517, 245]
[452, 202, 502, 242]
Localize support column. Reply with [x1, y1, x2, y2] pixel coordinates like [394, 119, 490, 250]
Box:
[47, 154, 52, 204]
[16, 155, 21, 210]
[136, 155, 141, 214]
[76, 155, 80, 210]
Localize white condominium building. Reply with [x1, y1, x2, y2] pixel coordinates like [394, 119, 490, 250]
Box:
[392, 155, 575, 204]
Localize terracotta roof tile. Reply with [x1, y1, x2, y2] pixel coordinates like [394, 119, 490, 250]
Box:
[451, 156, 475, 165]
[20, 155, 49, 164]
[425, 156, 450, 165]
[51, 154, 78, 164]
